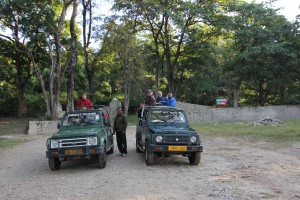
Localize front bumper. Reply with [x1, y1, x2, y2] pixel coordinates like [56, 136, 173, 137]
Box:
[46, 146, 105, 159]
[148, 143, 203, 153]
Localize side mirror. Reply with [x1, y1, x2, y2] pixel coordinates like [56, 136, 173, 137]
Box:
[57, 123, 61, 129]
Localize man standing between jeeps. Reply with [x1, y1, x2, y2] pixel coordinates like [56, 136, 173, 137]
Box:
[113, 107, 128, 157]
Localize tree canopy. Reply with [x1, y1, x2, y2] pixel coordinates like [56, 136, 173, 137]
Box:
[0, 0, 299, 118]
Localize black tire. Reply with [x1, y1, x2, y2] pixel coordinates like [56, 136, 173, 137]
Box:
[48, 157, 61, 171]
[107, 141, 114, 154]
[145, 142, 155, 166]
[136, 137, 143, 153]
[97, 153, 107, 169]
[188, 152, 201, 165]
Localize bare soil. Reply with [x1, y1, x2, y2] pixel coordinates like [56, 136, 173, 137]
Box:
[0, 126, 299, 200]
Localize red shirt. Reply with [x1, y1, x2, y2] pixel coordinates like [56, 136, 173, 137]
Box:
[77, 98, 93, 109]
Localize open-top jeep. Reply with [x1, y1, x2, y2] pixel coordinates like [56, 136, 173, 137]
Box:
[136, 106, 203, 165]
[46, 106, 114, 171]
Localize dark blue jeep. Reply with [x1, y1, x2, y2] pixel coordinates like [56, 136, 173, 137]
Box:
[136, 106, 203, 165]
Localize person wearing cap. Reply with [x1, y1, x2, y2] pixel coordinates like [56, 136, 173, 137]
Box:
[145, 89, 156, 106]
[161, 92, 176, 107]
[77, 93, 93, 110]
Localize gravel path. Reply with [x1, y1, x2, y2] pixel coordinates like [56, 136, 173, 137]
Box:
[0, 126, 299, 200]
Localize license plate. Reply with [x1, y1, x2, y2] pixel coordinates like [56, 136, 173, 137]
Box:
[168, 146, 187, 151]
[65, 149, 82, 155]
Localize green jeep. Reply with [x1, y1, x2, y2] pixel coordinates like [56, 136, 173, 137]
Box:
[46, 106, 114, 171]
[136, 106, 203, 165]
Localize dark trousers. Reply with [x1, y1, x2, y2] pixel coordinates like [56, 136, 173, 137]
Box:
[116, 131, 127, 154]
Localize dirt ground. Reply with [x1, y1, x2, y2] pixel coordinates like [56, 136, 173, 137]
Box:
[0, 126, 299, 200]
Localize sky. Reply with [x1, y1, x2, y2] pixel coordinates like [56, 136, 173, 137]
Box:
[246, 0, 300, 21]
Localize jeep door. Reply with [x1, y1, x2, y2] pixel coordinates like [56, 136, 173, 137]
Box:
[140, 109, 150, 147]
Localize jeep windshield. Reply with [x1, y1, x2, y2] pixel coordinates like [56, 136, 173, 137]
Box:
[149, 110, 187, 124]
[62, 111, 103, 127]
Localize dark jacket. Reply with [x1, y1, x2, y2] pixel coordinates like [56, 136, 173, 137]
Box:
[156, 96, 167, 103]
[145, 95, 156, 106]
[113, 113, 128, 133]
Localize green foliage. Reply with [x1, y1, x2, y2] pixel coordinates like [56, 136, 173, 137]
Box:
[0, 96, 18, 117]
[26, 94, 46, 118]
[212, 1, 300, 106]
[93, 92, 113, 106]
[0, 0, 299, 117]
[127, 114, 139, 125]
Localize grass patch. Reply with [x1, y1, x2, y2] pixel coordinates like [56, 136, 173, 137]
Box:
[190, 120, 300, 145]
[127, 114, 139, 126]
[0, 138, 28, 148]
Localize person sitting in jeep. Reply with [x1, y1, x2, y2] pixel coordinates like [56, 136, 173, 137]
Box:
[145, 89, 156, 106]
[160, 92, 176, 107]
[77, 93, 93, 110]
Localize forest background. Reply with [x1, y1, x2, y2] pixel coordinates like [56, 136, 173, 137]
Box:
[0, 0, 299, 119]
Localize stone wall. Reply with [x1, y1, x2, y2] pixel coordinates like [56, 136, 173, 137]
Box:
[176, 102, 300, 123]
[27, 100, 300, 135]
[27, 120, 59, 135]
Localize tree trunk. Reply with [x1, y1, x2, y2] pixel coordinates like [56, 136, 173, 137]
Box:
[29, 52, 51, 118]
[163, 15, 174, 93]
[82, 0, 94, 101]
[258, 79, 265, 106]
[17, 87, 27, 118]
[163, 13, 190, 94]
[233, 89, 240, 108]
[123, 82, 131, 116]
[66, 0, 78, 112]
[226, 88, 233, 107]
[15, 50, 27, 118]
[13, 17, 28, 118]
[51, 0, 73, 119]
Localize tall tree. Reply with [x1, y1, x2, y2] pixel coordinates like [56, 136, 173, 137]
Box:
[105, 19, 145, 115]
[113, 0, 221, 94]
[1, 0, 73, 119]
[66, 0, 78, 112]
[219, 2, 297, 106]
[0, 1, 34, 117]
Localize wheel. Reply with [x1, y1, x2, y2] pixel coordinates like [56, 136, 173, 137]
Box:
[48, 157, 61, 171]
[136, 137, 142, 153]
[145, 142, 155, 166]
[97, 153, 107, 169]
[188, 152, 201, 165]
[107, 141, 114, 154]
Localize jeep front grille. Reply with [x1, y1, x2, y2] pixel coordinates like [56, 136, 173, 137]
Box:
[59, 138, 88, 148]
[162, 135, 190, 143]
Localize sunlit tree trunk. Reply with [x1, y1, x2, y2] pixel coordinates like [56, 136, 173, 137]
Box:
[67, 0, 78, 112]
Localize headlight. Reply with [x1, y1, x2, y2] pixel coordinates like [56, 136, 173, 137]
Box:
[51, 140, 59, 148]
[190, 136, 197, 143]
[88, 137, 97, 145]
[155, 136, 163, 142]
